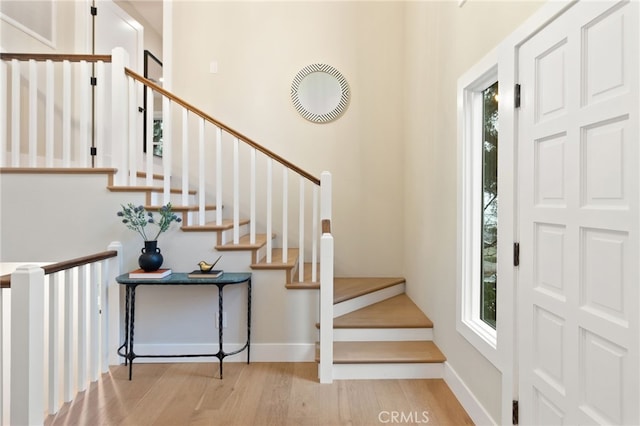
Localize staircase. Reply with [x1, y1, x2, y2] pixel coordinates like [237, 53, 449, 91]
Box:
[317, 277, 446, 380]
[110, 174, 446, 380]
[1, 49, 447, 383]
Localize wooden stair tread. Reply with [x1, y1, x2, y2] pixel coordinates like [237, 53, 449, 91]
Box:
[332, 294, 433, 329]
[144, 204, 218, 212]
[333, 277, 405, 304]
[316, 341, 446, 364]
[251, 248, 299, 269]
[181, 218, 250, 232]
[108, 185, 197, 195]
[215, 233, 271, 251]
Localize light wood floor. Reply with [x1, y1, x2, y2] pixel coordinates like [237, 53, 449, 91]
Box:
[46, 362, 474, 426]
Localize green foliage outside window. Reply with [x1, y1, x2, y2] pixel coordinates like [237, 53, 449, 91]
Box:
[481, 81, 498, 329]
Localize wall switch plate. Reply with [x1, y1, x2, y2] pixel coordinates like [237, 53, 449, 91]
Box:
[210, 61, 218, 74]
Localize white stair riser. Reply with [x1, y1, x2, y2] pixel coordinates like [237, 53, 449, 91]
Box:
[331, 362, 444, 380]
[333, 328, 433, 342]
[217, 223, 251, 245]
[183, 210, 218, 227]
[333, 283, 405, 317]
[149, 191, 197, 206]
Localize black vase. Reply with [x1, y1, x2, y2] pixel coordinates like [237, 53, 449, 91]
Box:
[139, 240, 163, 272]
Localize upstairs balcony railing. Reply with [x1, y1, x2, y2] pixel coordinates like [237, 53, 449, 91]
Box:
[0, 243, 122, 425]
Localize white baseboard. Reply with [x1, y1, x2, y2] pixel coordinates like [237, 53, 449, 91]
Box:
[443, 362, 496, 426]
[122, 343, 316, 364]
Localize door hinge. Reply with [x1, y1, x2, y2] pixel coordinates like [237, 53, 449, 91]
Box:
[514, 84, 521, 108]
[513, 400, 519, 425]
[90, 147, 97, 156]
[514, 242, 520, 267]
[90, 76, 97, 86]
[90, 6, 97, 16]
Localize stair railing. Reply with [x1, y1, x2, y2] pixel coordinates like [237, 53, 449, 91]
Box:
[0, 53, 112, 168]
[1, 47, 335, 377]
[113, 48, 327, 280]
[0, 242, 122, 425]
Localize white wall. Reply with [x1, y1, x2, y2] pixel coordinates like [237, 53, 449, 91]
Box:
[0, 173, 319, 359]
[403, 1, 544, 422]
[171, 1, 406, 277]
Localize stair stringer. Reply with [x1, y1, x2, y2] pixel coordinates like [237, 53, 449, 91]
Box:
[333, 283, 405, 317]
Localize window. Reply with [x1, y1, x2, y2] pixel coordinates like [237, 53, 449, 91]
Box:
[481, 81, 498, 329]
[456, 52, 499, 366]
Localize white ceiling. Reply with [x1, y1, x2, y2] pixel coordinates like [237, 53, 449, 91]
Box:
[119, 0, 163, 36]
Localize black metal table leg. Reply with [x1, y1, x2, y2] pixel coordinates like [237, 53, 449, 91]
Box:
[128, 285, 137, 381]
[218, 283, 224, 379]
[247, 278, 251, 364]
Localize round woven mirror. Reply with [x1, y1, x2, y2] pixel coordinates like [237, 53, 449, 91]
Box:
[291, 64, 350, 123]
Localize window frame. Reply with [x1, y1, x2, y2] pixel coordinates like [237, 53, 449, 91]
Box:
[456, 50, 500, 367]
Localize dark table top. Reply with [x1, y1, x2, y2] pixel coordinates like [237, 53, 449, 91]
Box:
[116, 272, 252, 286]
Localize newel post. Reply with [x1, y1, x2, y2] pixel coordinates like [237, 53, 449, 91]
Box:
[111, 47, 130, 186]
[319, 171, 334, 384]
[10, 265, 45, 426]
[105, 241, 123, 369]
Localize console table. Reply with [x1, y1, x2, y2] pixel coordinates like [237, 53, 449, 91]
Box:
[115, 272, 251, 380]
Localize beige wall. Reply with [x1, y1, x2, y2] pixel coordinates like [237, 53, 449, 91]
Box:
[0, 1, 78, 52]
[403, 0, 544, 421]
[171, 1, 406, 277]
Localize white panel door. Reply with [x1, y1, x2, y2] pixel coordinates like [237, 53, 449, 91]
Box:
[94, 0, 143, 166]
[518, 1, 639, 424]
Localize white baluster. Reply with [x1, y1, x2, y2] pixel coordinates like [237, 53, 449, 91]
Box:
[62, 60, 71, 167]
[10, 59, 20, 166]
[48, 272, 61, 414]
[44, 60, 54, 167]
[28, 60, 37, 166]
[10, 265, 45, 425]
[182, 109, 189, 206]
[250, 148, 256, 244]
[77, 265, 88, 392]
[145, 85, 154, 187]
[215, 127, 223, 226]
[101, 258, 109, 373]
[282, 168, 288, 263]
[89, 262, 99, 381]
[162, 97, 171, 204]
[63, 270, 74, 402]
[79, 61, 90, 167]
[298, 177, 305, 281]
[266, 159, 273, 263]
[233, 138, 240, 244]
[312, 185, 319, 282]
[128, 78, 137, 186]
[198, 118, 205, 225]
